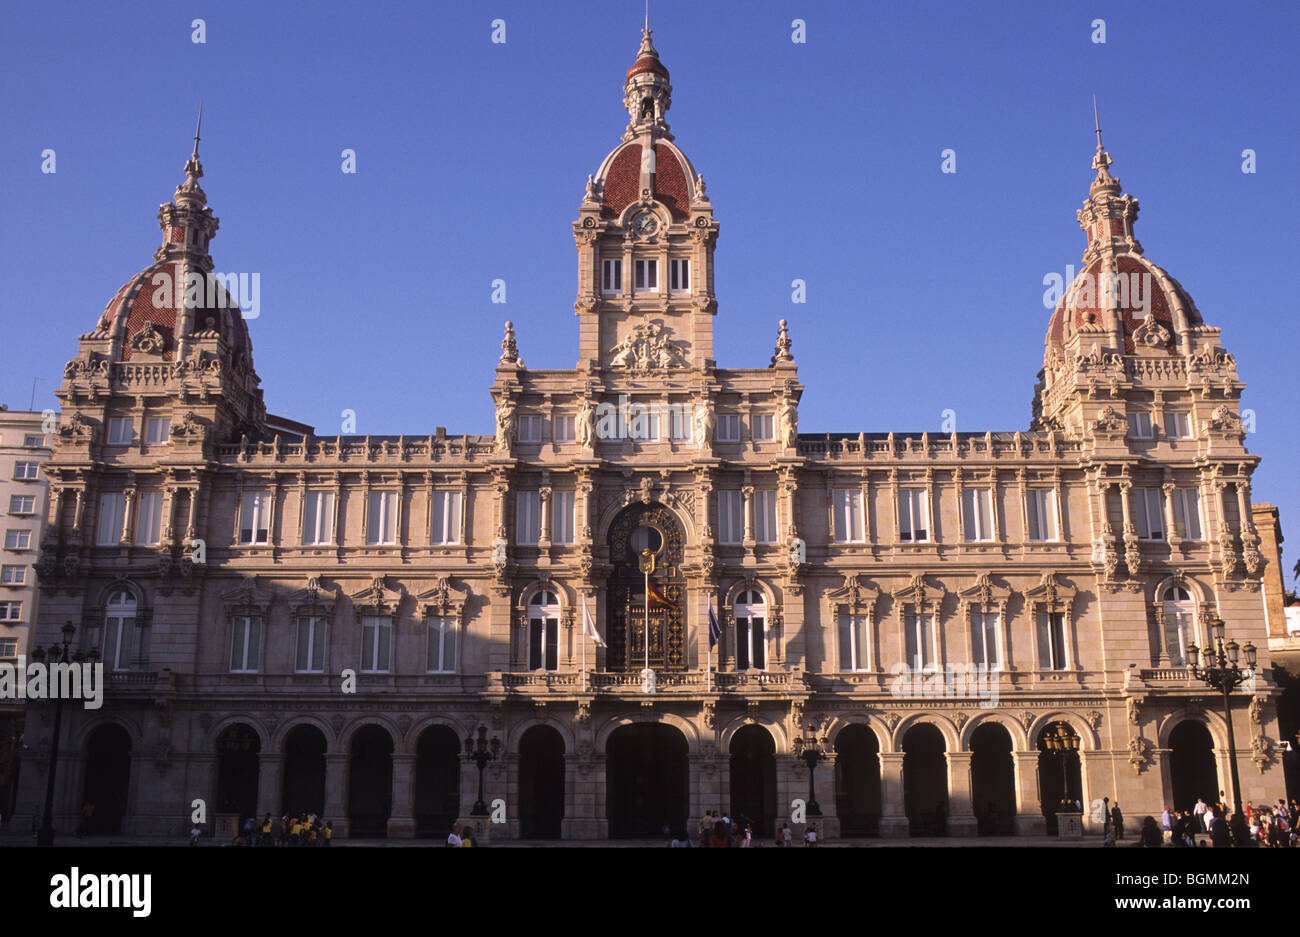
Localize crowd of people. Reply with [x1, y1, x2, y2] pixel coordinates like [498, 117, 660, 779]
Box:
[681, 811, 817, 847]
[1101, 794, 1299, 847]
[197, 813, 334, 846]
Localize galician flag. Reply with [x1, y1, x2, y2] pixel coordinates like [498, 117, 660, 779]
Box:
[708, 603, 722, 649]
[583, 599, 606, 648]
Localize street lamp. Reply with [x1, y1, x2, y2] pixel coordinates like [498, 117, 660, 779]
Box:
[1042, 725, 1080, 812]
[638, 548, 657, 694]
[792, 722, 828, 817]
[1186, 614, 1257, 846]
[463, 726, 500, 818]
[33, 621, 94, 846]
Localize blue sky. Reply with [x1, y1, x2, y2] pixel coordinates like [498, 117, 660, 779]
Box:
[1, 0, 1296, 579]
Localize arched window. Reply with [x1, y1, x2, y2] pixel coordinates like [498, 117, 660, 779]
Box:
[527, 590, 559, 671]
[1162, 585, 1196, 666]
[104, 590, 137, 671]
[733, 589, 766, 670]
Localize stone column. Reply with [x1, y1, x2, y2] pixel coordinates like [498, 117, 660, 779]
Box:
[257, 753, 283, 818]
[386, 753, 416, 838]
[324, 752, 349, 838]
[878, 752, 909, 838]
[945, 751, 978, 836]
[538, 486, 552, 548]
[1012, 751, 1046, 836]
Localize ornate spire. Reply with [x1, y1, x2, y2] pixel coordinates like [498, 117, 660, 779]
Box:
[155, 108, 219, 266]
[622, 25, 672, 142]
[1077, 99, 1140, 265]
[499, 320, 522, 367]
[1089, 96, 1120, 197]
[771, 319, 794, 366]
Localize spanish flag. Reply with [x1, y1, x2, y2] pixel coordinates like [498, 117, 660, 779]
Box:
[647, 581, 678, 610]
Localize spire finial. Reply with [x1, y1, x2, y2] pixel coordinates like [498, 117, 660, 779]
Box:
[645, 0, 649, 34]
[192, 102, 203, 160]
[1092, 94, 1102, 153]
[1088, 96, 1119, 194]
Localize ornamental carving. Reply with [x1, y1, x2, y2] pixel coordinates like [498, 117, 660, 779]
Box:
[1130, 318, 1171, 349]
[170, 410, 204, 441]
[607, 321, 689, 371]
[1127, 736, 1151, 774]
[130, 321, 169, 355]
[1092, 405, 1127, 435]
[1250, 735, 1275, 772]
[1203, 404, 1243, 435]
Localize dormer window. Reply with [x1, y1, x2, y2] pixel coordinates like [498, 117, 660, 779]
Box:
[634, 259, 658, 293]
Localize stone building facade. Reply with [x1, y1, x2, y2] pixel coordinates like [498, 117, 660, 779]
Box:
[19, 29, 1287, 840]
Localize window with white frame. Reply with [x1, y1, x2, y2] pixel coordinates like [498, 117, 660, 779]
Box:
[239, 492, 271, 544]
[554, 415, 576, 443]
[302, 491, 335, 545]
[97, 493, 126, 545]
[230, 615, 261, 672]
[4, 530, 31, 550]
[717, 490, 743, 545]
[833, 489, 865, 543]
[838, 612, 869, 671]
[1, 565, 25, 585]
[1132, 487, 1164, 540]
[754, 490, 778, 544]
[366, 491, 398, 545]
[670, 258, 690, 292]
[1161, 586, 1196, 666]
[518, 415, 544, 444]
[668, 406, 691, 441]
[1127, 412, 1154, 439]
[427, 615, 457, 673]
[970, 610, 999, 668]
[904, 611, 936, 670]
[0, 601, 21, 622]
[1037, 611, 1068, 670]
[360, 614, 392, 672]
[430, 491, 462, 545]
[733, 589, 766, 670]
[751, 414, 774, 442]
[516, 491, 541, 545]
[962, 488, 993, 542]
[106, 417, 133, 445]
[1171, 488, 1203, 540]
[144, 417, 171, 444]
[898, 489, 929, 542]
[13, 462, 39, 481]
[716, 414, 741, 443]
[103, 590, 136, 671]
[1026, 489, 1058, 541]
[601, 258, 622, 294]
[295, 615, 326, 673]
[527, 590, 559, 671]
[8, 495, 34, 515]
[23, 435, 43, 448]
[626, 402, 659, 441]
[633, 258, 658, 292]
[552, 490, 575, 545]
[0, 638, 15, 658]
[1164, 412, 1191, 439]
[135, 491, 163, 545]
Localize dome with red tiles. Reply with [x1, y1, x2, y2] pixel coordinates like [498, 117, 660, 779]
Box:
[594, 139, 698, 222]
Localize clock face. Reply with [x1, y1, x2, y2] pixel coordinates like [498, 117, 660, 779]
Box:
[633, 212, 658, 235]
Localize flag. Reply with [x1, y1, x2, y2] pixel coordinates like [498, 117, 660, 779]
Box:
[582, 599, 606, 648]
[708, 604, 722, 649]
[647, 581, 678, 610]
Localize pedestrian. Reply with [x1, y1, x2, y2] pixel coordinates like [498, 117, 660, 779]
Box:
[1111, 803, 1124, 840]
[1192, 797, 1208, 831]
[463, 825, 476, 847]
[322, 821, 333, 846]
[699, 811, 713, 848]
[782, 824, 792, 848]
[1101, 797, 1111, 837]
[1141, 816, 1161, 847]
[261, 813, 273, 846]
[447, 822, 463, 847]
[804, 825, 817, 847]
[1210, 814, 1231, 848]
[190, 822, 202, 846]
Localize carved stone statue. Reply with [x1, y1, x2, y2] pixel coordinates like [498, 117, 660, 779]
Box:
[694, 402, 715, 449]
[495, 399, 516, 453]
[491, 536, 508, 567]
[778, 397, 798, 448]
[576, 398, 596, 449]
[606, 321, 689, 372]
[789, 537, 806, 568]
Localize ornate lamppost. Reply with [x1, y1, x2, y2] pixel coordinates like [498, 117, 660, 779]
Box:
[1186, 614, 1256, 846]
[1042, 725, 1080, 812]
[463, 726, 500, 818]
[32, 622, 94, 846]
[792, 722, 828, 817]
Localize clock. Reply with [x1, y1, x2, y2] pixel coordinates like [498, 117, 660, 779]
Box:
[632, 212, 658, 236]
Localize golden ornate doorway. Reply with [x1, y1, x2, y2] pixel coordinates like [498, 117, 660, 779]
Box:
[607, 502, 685, 672]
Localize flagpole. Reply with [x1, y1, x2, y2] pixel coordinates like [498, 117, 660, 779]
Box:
[582, 596, 587, 674]
[708, 594, 713, 694]
[644, 567, 650, 676]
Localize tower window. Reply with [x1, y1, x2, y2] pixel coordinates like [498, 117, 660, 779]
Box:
[670, 259, 690, 292]
[1127, 412, 1153, 439]
[602, 259, 622, 294]
[634, 259, 658, 293]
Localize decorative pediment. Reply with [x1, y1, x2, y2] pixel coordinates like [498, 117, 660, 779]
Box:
[221, 576, 272, 618]
[129, 321, 169, 356]
[958, 573, 1012, 612]
[418, 577, 469, 621]
[288, 576, 336, 616]
[607, 321, 690, 372]
[1130, 318, 1171, 350]
[825, 573, 880, 617]
[892, 573, 946, 611]
[350, 575, 405, 614]
[1024, 572, 1076, 612]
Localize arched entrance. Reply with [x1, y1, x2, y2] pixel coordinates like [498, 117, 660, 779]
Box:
[902, 724, 947, 836]
[1036, 721, 1083, 835]
[215, 723, 260, 820]
[519, 725, 565, 839]
[607, 723, 688, 839]
[729, 725, 776, 837]
[348, 725, 393, 838]
[414, 725, 461, 838]
[834, 724, 881, 836]
[1169, 721, 1218, 812]
[282, 725, 326, 819]
[82, 723, 131, 835]
[970, 723, 1015, 835]
[606, 503, 686, 672]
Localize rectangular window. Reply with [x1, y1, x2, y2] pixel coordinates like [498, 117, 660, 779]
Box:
[1, 565, 25, 585]
[601, 258, 622, 293]
[0, 638, 15, 658]
[668, 407, 691, 441]
[633, 258, 658, 292]
[302, 491, 335, 545]
[366, 491, 397, 545]
[360, 614, 392, 673]
[516, 491, 541, 545]
[4, 530, 31, 550]
[716, 414, 741, 443]
[962, 488, 993, 542]
[628, 403, 659, 441]
[736, 614, 765, 670]
[754, 490, 778, 544]
[239, 492, 270, 544]
[230, 616, 261, 672]
[552, 490, 575, 545]
[144, 417, 171, 444]
[103, 614, 133, 671]
[430, 491, 462, 545]
[837, 613, 869, 671]
[1127, 412, 1154, 438]
[718, 490, 743, 545]
[135, 491, 163, 546]
[13, 462, 39, 481]
[517, 415, 544, 444]
[0, 601, 21, 622]
[970, 611, 999, 668]
[97, 493, 126, 545]
[106, 417, 133, 445]
[554, 415, 576, 443]
[23, 434, 44, 448]
[833, 489, 865, 543]
[1164, 411, 1191, 439]
[751, 413, 774, 442]
[1037, 612, 1068, 670]
[427, 615, 457, 673]
[1164, 608, 1194, 667]
[1132, 487, 1164, 541]
[295, 616, 327, 673]
[528, 614, 558, 671]
[904, 612, 935, 669]
[8, 495, 34, 515]
[670, 258, 690, 292]
[898, 489, 929, 542]
[1026, 489, 1058, 542]
[1172, 488, 1203, 540]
